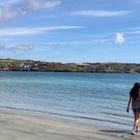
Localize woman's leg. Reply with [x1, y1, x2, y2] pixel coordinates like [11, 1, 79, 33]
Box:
[135, 112, 140, 132]
[132, 112, 140, 134]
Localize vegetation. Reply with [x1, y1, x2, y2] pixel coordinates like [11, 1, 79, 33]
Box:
[133, 67, 140, 73]
[0, 59, 140, 73]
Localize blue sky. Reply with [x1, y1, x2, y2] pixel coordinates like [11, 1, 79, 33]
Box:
[0, 0, 140, 63]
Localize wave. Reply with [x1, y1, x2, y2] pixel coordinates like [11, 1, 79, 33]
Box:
[0, 105, 131, 128]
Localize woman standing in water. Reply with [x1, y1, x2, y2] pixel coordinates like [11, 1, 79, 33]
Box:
[126, 83, 140, 135]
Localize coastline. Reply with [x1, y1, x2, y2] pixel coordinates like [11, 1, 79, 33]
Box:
[0, 59, 140, 73]
[0, 108, 138, 140]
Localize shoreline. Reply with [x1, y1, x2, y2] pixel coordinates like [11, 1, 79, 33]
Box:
[0, 70, 138, 74]
[0, 108, 138, 140]
[0, 105, 132, 130]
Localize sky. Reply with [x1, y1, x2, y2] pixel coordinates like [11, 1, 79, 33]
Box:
[0, 0, 140, 63]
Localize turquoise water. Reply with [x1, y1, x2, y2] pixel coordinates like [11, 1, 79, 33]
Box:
[0, 72, 139, 129]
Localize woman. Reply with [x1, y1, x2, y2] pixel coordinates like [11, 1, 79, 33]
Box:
[126, 83, 140, 135]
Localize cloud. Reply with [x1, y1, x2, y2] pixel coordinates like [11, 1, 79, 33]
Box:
[126, 31, 140, 34]
[0, 6, 18, 22]
[121, 26, 140, 35]
[21, 0, 62, 15]
[9, 44, 35, 52]
[0, 44, 35, 52]
[115, 33, 125, 45]
[0, 0, 21, 6]
[125, 28, 140, 34]
[47, 43, 70, 48]
[0, 26, 86, 37]
[0, 0, 61, 21]
[24, 0, 61, 10]
[72, 10, 131, 17]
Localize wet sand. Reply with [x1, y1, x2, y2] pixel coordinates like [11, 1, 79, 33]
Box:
[0, 109, 139, 140]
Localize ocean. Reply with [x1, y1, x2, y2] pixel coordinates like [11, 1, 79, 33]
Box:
[0, 71, 138, 129]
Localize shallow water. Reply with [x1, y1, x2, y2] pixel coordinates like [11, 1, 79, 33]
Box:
[0, 71, 138, 129]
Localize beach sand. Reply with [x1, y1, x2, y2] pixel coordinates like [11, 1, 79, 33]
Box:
[0, 109, 139, 140]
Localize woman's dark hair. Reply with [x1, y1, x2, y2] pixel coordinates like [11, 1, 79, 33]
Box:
[130, 83, 140, 100]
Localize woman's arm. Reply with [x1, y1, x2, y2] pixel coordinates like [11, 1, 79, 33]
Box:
[126, 94, 131, 113]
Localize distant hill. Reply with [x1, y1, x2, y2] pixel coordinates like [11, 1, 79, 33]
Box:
[0, 59, 140, 73]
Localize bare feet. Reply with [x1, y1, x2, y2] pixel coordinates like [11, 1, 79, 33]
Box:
[131, 131, 136, 135]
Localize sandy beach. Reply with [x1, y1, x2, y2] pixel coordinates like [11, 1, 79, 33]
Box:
[0, 109, 139, 140]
